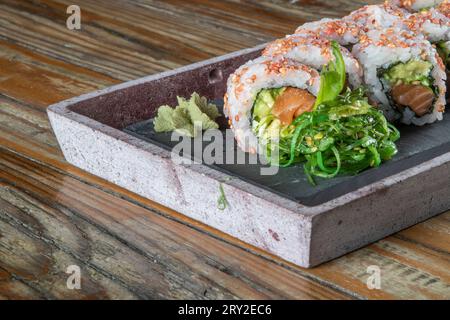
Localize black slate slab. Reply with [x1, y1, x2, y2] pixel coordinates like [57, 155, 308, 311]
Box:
[124, 103, 450, 206]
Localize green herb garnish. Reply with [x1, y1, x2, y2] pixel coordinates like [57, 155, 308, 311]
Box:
[154, 92, 220, 137]
[273, 88, 400, 184]
[313, 41, 346, 110]
[217, 183, 229, 211]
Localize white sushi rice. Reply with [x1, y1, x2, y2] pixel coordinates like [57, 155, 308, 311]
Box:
[295, 3, 449, 47]
[224, 56, 320, 153]
[352, 28, 446, 125]
[400, 6, 450, 43]
[346, 3, 409, 31]
[294, 3, 409, 46]
[262, 36, 363, 90]
[440, 39, 450, 51]
[391, 0, 444, 12]
[294, 18, 360, 46]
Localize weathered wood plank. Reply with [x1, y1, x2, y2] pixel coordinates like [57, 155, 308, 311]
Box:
[0, 148, 350, 299]
[309, 235, 450, 299]
[0, 203, 138, 300]
[1, 131, 449, 299]
[0, 0, 379, 80]
[0, 267, 45, 300]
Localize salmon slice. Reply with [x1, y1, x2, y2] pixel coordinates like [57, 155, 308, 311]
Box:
[391, 84, 434, 117]
[272, 87, 316, 125]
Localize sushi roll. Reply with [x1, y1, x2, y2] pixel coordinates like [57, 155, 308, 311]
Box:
[225, 40, 365, 154]
[403, 6, 450, 43]
[350, 2, 450, 94]
[225, 43, 400, 179]
[294, 18, 360, 46]
[224, 56, 321, 154]
[346, 3, 409, 31]
[352, 28, 446, 125]
[262, 36, 363, 89]
[432, 2, 450, 70]
[402, 6, 450, 82]
[347, 3, 450, 71]
[294, 3, 408, 46]
[438, 0, 450, 15]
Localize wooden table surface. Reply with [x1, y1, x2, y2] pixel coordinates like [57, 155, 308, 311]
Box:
[0, 0, 449, 300]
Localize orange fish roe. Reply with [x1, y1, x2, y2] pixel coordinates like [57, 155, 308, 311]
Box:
[405, 8, 450, 36]
[263, 36, 334, 57]
[351, 11, 380, 28]
[234, 83, 244, 97]
[345, 3, 407, 32]
[436, 52, 446, 69]
[296, 19, 360, 41]
[231, 67, 249, 85]
[246, 74, 257, 83]
[223, 93, 230, 114]
[320, 46, 332, 59]
[437, 1, 450, 18]
[231, 74, 240, 85]
[359, 34, 372, 46]
[263, 58, 317, 77]
[383, 1, 407, 17]
[359, 28, 416, 50]
[331, 20, 358, 36]
[397, 0, 414, 10]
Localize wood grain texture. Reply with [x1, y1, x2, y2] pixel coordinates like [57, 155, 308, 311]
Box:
[0, 0, 449, 300]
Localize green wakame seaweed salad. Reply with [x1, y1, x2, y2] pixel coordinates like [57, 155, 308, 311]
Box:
[261, 42, 400, 185]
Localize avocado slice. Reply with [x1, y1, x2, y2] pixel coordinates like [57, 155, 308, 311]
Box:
[252, 88, 286, 121]
[383, 59, 433, 88]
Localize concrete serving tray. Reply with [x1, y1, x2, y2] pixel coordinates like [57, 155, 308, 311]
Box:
[47, 45, 450, 268]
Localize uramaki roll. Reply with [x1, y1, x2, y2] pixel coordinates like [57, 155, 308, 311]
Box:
[351, 2, 450, 100]
[224, 57, 321, 154]
[352, 28, 446, 125]
[403, 4, 450, 91]
[262, 36, 363, 89]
